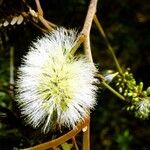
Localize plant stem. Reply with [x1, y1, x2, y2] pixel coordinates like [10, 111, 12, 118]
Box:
[38, 15, 54, 31]
[34, 0, 54, 31]
[94, 15, 123, 74]
[102, 81, 125, 101]
[82, 123, 90, 150]
[81, 0, 98, 149]
[69, 34, 85, 56]
[81, 0, 98, 63]
[10, 47, 14, 96]
[84, 35, 94, 63]
[72, 137, 79, 150]
[35, 0, 43, 16]
[22, 0, 54, 31]
[23, 118, 89, 150]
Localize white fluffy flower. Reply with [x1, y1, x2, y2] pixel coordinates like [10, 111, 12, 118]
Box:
[135, 98, 150, 119]
[16, 28, 97, 133]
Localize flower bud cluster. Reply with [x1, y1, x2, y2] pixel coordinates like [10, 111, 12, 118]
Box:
[115, 68, 150, 119]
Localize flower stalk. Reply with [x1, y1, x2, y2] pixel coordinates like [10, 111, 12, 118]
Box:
[102, 81, 125, 101]
[94, 15, 123, 74]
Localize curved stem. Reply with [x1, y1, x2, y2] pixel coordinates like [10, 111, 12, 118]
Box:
[81, 0, 98, 62]
[23, 118, 89, 150]
[38, 15, 54, 31]
[81, 1, 98, 150]
[84, 35, 94, 63]
[22, 0, 54, 31]
[94, 15, 123, 74]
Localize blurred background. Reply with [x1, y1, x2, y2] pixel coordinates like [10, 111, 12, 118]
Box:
[0, 0, 150, 149]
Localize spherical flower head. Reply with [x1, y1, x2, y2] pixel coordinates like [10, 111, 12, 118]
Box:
[16, 27, 98, 133]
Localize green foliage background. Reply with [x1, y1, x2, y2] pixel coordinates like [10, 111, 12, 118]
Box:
[0, 0, 150, 149]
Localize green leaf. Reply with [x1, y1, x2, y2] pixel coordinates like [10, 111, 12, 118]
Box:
[61, 142, 73, 150]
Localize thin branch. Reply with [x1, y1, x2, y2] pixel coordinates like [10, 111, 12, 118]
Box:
[35, 0, 43, 16]
[23, 118, 89, 150]
[70, 0, 98, 58]
[32, 23, 49, 33]
[81, 1, 98, 150]
[22, 0, 31, 9]
[38, 15, 54, 31]
[9, 47, 14, 95]
[30, 19, 49, 33]
[34, 0, 56, 31]
[83, 36, 93, 63]
[22, 0, 55, 31]
[81, 0, 98, 36]
[96, 74, 125, 101]
[102, 81, 125, 101]
[34, 0, 54, 31]
[94, 15, 123, 74]
[47, 20, 57, 28]
[82, 122, 90, 150]
[69, 34, 85, 56]
[72, 137, 79, 150]
[82, 0, 98, 63]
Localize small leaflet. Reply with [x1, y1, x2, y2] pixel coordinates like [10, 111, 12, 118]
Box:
[3, 20, 9, 27]
[29, 9, 38, 17]
[10, 16, 18, 25]
[17, 15, 24, 25]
